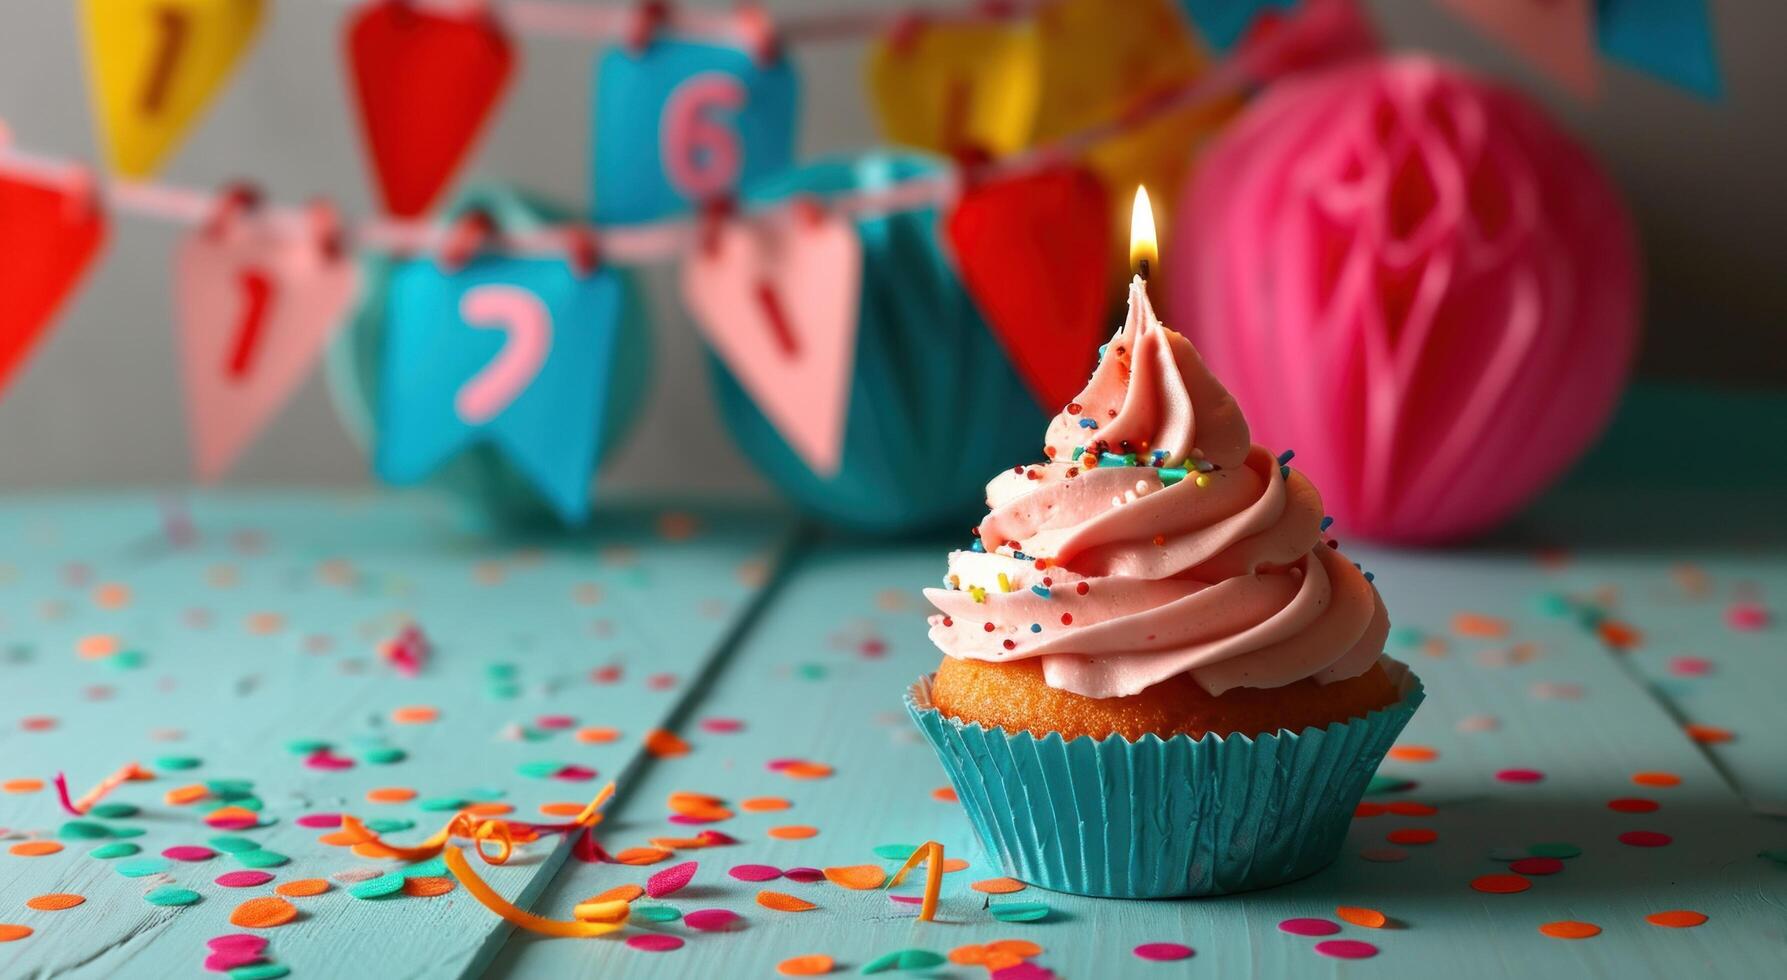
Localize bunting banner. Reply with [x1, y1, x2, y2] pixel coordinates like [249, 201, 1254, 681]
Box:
[1440, 0, 1601, 99]
[175, 190, 357, 481]
[865, 17, 1040, 158]
[0, 170, 108, 399]
[591, 39, 799, 224]
[78, 0, 266, 177]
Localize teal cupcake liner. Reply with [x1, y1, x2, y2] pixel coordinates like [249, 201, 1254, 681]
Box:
[906, 658, 1424, 898]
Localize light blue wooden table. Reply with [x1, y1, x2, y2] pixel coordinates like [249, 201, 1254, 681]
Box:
[1, 489, 1782, 978]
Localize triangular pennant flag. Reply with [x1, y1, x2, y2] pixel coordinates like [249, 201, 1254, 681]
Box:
[866, 16, 1041, 157]
[175, 197, 357, 481]
[0, 171, 107, 399]
[682, 206, 861, 476]
[376, 251, 622, 524]
[1597, 0, 1722, 98]
[79, 0, 265, 177]
[946, 166, 1110, 412]
[1176, 0, 1301, 51]
[1439, 0, 1600, 99]
[346, 0, 514, 217]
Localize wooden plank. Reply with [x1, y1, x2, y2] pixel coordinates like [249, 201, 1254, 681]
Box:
[486, 540, 1787, 979]
[0, 492, 795, 978]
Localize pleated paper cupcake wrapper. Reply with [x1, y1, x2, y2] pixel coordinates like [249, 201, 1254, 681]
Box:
[906, 658, 1424, 899]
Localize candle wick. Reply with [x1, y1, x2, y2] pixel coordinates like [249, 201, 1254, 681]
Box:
[1138, 258, 1150, 281]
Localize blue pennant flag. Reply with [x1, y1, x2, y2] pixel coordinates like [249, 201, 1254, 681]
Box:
[592, 39, 799, 224]
[1597, 0, 1722, 99]
[1177, 0, 1301, 51]
[376, 254, 622, 524]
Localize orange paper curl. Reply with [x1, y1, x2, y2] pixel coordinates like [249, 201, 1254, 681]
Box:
[442, 845, 628, 938]
[886, 840, 946, 922]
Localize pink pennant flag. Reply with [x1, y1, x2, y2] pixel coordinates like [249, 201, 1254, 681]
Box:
[1439, 0, 1600, 99]
[175, 192, 357, 481]
[681, 204, 861, 476]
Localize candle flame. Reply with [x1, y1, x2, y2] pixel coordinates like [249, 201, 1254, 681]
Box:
[1129, 186, 1157, 275]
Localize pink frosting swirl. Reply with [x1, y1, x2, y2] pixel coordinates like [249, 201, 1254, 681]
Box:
[925, 278, 1389, 698]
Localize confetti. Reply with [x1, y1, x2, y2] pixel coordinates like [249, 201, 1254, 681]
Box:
[683, 908, 740, 932]
[756, 891, 818, 912]
[1632, 772, 1682, 788]
[1133, 942, 1194, 961]
[0, 925, 32, 942]
[626, 934, 684, 952]
[776, 954, 835, 976]
[1277, 917, 1340, 936]
[1540, 920, 1601, 939]
[823, 865, 887, 890]
[275, 880, 329, 897]
[216, 871, 275, 888]
[990, 902, 1051, 923]
[1387, 828, 1437, 845]
[236, 850, 290, 869]
[230, 898, 299, 928]
[402, 877, 455, 897]
[589, 884, 645, 903]
[1528, 842, 1582, 859]
[442, 846, 624, 938]
[26, 893, 86, 911]
[646, 861, 698, 898]
[1495, 768, 1545, 784]
[89, 842, 140, 859]
[1608, 797, 1659, 813]
[1509, 857, 1564, 876]
[729, 864, 783, 882]
[1645, 910, 1707, 928]
[768, 825, 819, 840]
[1618, 831, 1672, 848]
[9, 841, 63, 857]
[741, 796, 791, 812]
[117, 857, 171, 877]
[1685, 724, 1734, 744]
[1313, 940, 1378, 959]
[350, 873, 408, 900]
[1470, 874, 1531, 894]
[145, 886, 201, 907]
[1387, 745, 1437, 762]
[971, 877, 1026, 894]
[1335, 906, 1388, 928]
[861, 949, 946, 973]
[164, 845, 217, 862]
[784, 867, 825, 883]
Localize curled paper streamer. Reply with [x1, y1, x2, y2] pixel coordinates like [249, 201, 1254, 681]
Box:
[444, 846, 628, 938]
[885, 840, 945, 922]
[1172, 56, 1638, 543]
[53, 763, 147, 817]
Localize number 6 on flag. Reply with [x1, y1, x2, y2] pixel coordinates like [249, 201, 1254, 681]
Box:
[591, 39, 798, 224]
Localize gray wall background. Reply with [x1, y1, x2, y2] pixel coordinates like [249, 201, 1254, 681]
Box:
[1, 1, 1780, 491]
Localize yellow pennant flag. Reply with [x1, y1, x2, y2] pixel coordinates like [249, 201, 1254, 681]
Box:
[865, 17, 1040, 158]
[79, 0, 265, 177]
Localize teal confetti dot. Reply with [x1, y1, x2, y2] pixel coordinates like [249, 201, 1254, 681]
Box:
[365, 818, 415, 834]
[1365, 775, 1414, 795]
[207, 779, 256, 796]
[1389, 626, 1424, 649]
[516, 761, 565, 779]
[229, 965, 290, 980]
[59, 820, 112, 840]
[861, 948, 947, 973]
[361, 747, 407, 765]
[1534, 593, 1573, 617]
[403, 856, 448, 878]
[871, 844, 919, 861]
[89, 842, 141, 859]
[155, 755, 202, 771]
[87, 802, 139, 819]
[349, 872, 407, 899]
[144, 886, 201, 907]
[486, 682, 521, 700]
[284, 739, 330, 755]
[461, 787, 507, 802]
[1529, 842, 1583, 859]
[631, 906, 682, 923]
[990, 902, 1051, 923]
[117, 857, 171, 877]
[485, 663, 518, 681]
[108, 650, 146, 670]
[417, 797, 468, 812]
[235, 849, 289, 869]
[796, 664, 828, 680]
[108, 826, 146, 839]
[208, 835, 261, 854]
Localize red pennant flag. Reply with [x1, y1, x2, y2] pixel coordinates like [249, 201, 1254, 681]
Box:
[0, 171, 107, 399]
[345, 0, 514, 217]
[947, 166, 1110, 412]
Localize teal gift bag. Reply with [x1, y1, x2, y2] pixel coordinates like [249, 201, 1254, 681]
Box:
[709, 153, 1046, 534]
[325, 185, 651, 528]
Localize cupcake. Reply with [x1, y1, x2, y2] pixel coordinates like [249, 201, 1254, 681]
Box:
[907, 273, 1423, 898]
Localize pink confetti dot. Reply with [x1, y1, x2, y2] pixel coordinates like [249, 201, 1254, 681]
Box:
[1313, 940, 1379, 959]
[215, 871, 275, 888]
[646, 861, 698, 898]
[1278, 917, 1341, 937]
[163, 846, 216, 862]
[535, 714, 575, 730]
[646, 673, 678, 690]
[207, 934, 269, 952]
[1618, 831, 1672, 847]
[553, 765, 598, 781]
[1667, 656, 1712, 677]
[1456, 714, 1500, 733]
[295, 813, 342, 828]
[204, 950, 266, 972]
[783, 867, 824, 883]
[1607, 797, 1659, 813]
[304, 751, 353, 771]
[728, 864, 783, 882]
[1508, 857, 1564, 876]
[1133, 942, 1195, 961]
[1496, 768, 1545, 784]
[683, 908, 740, 932]
[626, 934, 684, 952]
[1725, 602, 1769, 631]
[699, 717, 744, 734]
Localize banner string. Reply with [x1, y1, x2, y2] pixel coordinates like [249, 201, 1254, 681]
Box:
[0, 0, 1315, 264]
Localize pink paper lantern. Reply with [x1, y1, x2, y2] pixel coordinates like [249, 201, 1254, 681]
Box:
[1171, 56, 1638, 543]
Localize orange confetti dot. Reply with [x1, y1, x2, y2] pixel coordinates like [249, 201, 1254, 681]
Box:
[365, 787, 416, 804]
[402, 876, 456, 897]
[776, 954, 834, 975]
[1632, 771, 1682, 788]
[1645, 910, 1708, 928]
[574, 726, 620, 744]
[740, 796, 790, 812]
[246, 613, 285, 635]
[164, 783, 209, 805]
[1470, 874, 1531, 894]
[588, 884, 644, 904]
[0, 924, 31, 942]
[1387, 745, 1438, 762]
[92, 583, 131, 609]
[75, 634, 119, 659]
[25, 894, 84, 911]
[1385, 801, 1438, 816]
[463, 802, 513, 817]
[988, 939, 1042, 958]
[539, 801, 587, 817]
[1685, 723, 1734, 744]
[613, 847, 673, 866]
[757, 890, 818, 912]
[1597, 620, 1641, 649]
[781, 761, 833, 780]
[767, 825, 818, 840]
[1336, 906, 1388, 928]
[1452, 612, 1509, 638]
[1540, 920, 1601, 939]
[950, 945, 992, 966]
[391, 705, 439, 725]
[931, 786, 958, 803]
[940, 857, 969, 872]
[971, 877, 1027, 894]
[1387, 828, 1438, 845]
[274, 879, 330, 897]
[9, 841, 63, 857]
[644, 729, 690, 758]
[822, 865, 887, 890]
[230, 897, 298, 928]
[1, 779, 43, 794]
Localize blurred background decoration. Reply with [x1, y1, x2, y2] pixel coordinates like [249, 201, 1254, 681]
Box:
[0, 0, 1767, 540]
